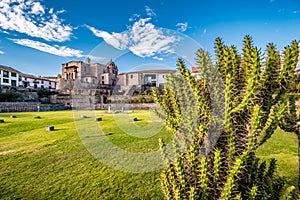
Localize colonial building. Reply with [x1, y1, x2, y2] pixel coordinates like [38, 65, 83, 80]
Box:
[117, 69, 176, 94]
[191, 66, 201, 80]
[20, 74, 56, 89]
[58, 58, 118, 91]
[0, 65, 22, 89]
[0, 65, 57, 91]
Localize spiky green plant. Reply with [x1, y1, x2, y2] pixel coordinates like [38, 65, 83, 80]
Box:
[279, 81, 300, 189]
[153, 36, 299, 199]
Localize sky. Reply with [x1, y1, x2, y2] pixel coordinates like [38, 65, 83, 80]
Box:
[0, 0, 300, 77]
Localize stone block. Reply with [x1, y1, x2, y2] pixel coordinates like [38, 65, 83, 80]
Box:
[95, 117, 102, 121]
[0, 119, 4, 123]
[34, 116, 41, 119]
[130, 117, 138, 122]
[46, 126, 54, 131]
[10, 115, 16, 118]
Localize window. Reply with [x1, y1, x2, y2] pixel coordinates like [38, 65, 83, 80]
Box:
[41, 85, 44, 89]
[11, 72, 17, 77]
[3, 71, 9, 78]
[11, 80, 16, 86]
[102, 76, 104, 80]
[41, 80, 44, 84]
[130, 74, 133, 79]
[3, 78, 9, 83]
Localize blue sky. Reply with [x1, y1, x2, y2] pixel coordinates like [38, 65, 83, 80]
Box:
[0, 0, 300, 76]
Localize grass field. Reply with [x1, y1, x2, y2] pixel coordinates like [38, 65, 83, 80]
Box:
[0, 110, 298, 199]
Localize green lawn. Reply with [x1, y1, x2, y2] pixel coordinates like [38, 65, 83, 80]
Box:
[257, 128, 298, 187]
[0, 110, 298, 199]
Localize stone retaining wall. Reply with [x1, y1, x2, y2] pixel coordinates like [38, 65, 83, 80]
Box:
[0, 102, 66, 112]
[103, 103, 156, 110]
[0, 102, 39, 112]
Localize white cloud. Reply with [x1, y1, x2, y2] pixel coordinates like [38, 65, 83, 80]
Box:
[87, 17, 178, 59]
[200, 28, 207, 38]
[129, 14, 140, 22]
[153, 56, 163, 61]
[0, 0, 72, 42]
[87, 55, 106, 62]
[145, 6, 156, 17]
[293, 10, 300, 14]
[0, 30, 9, 34]
[11, 38, 83, 57]
[87, 25, 129, 50]
[0, 50, 4, 55]
[176, 22, 188, 32]
[30, 2, 45, 15]
[57, 9, 66, 14]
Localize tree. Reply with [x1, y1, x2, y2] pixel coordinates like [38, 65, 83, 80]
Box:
[153, 36, 299, 199]
[0, 89, 23, 102]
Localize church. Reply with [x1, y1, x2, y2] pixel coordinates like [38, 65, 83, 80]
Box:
[58, 57, 118, 91]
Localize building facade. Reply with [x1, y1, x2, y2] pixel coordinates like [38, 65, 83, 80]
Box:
[20, 74, 56, 89]
[117, 69, 176, 87]
[0, 65, 22, 89]
[117, 69, 176, 94]
[58, 58, 118, 91]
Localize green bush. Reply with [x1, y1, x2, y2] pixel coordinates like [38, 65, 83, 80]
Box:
[0, 90, 23, 102]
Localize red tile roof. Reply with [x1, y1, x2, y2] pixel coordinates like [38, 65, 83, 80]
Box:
[192, 67, 200, 73]
[0, 65, 22, 74]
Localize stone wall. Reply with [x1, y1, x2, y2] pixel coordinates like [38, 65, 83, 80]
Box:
[105, 103, 156, 110]
[0, 102, 39, 112]
[39, 104, 66, 111]
[0, 102, 66, 112]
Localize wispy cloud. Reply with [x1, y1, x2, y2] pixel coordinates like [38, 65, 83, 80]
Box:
[200, 28, 207, 37]
[0, 30, 9, 34]
[11, 39, 83, 57]
[0, 50, 4, 55]
[145, 6, 156, 17]
[153, 56, 163, 61]
[129, 14, 140, 22]
[87, 16, 178, 60]
[0, 0, 72, 42]
[30, 2, 45, 15]
[87, 25, 129, 50]
[293, 10, 300, 14]
[176, 22, 188, 32]
[87, 55, 107, 62]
